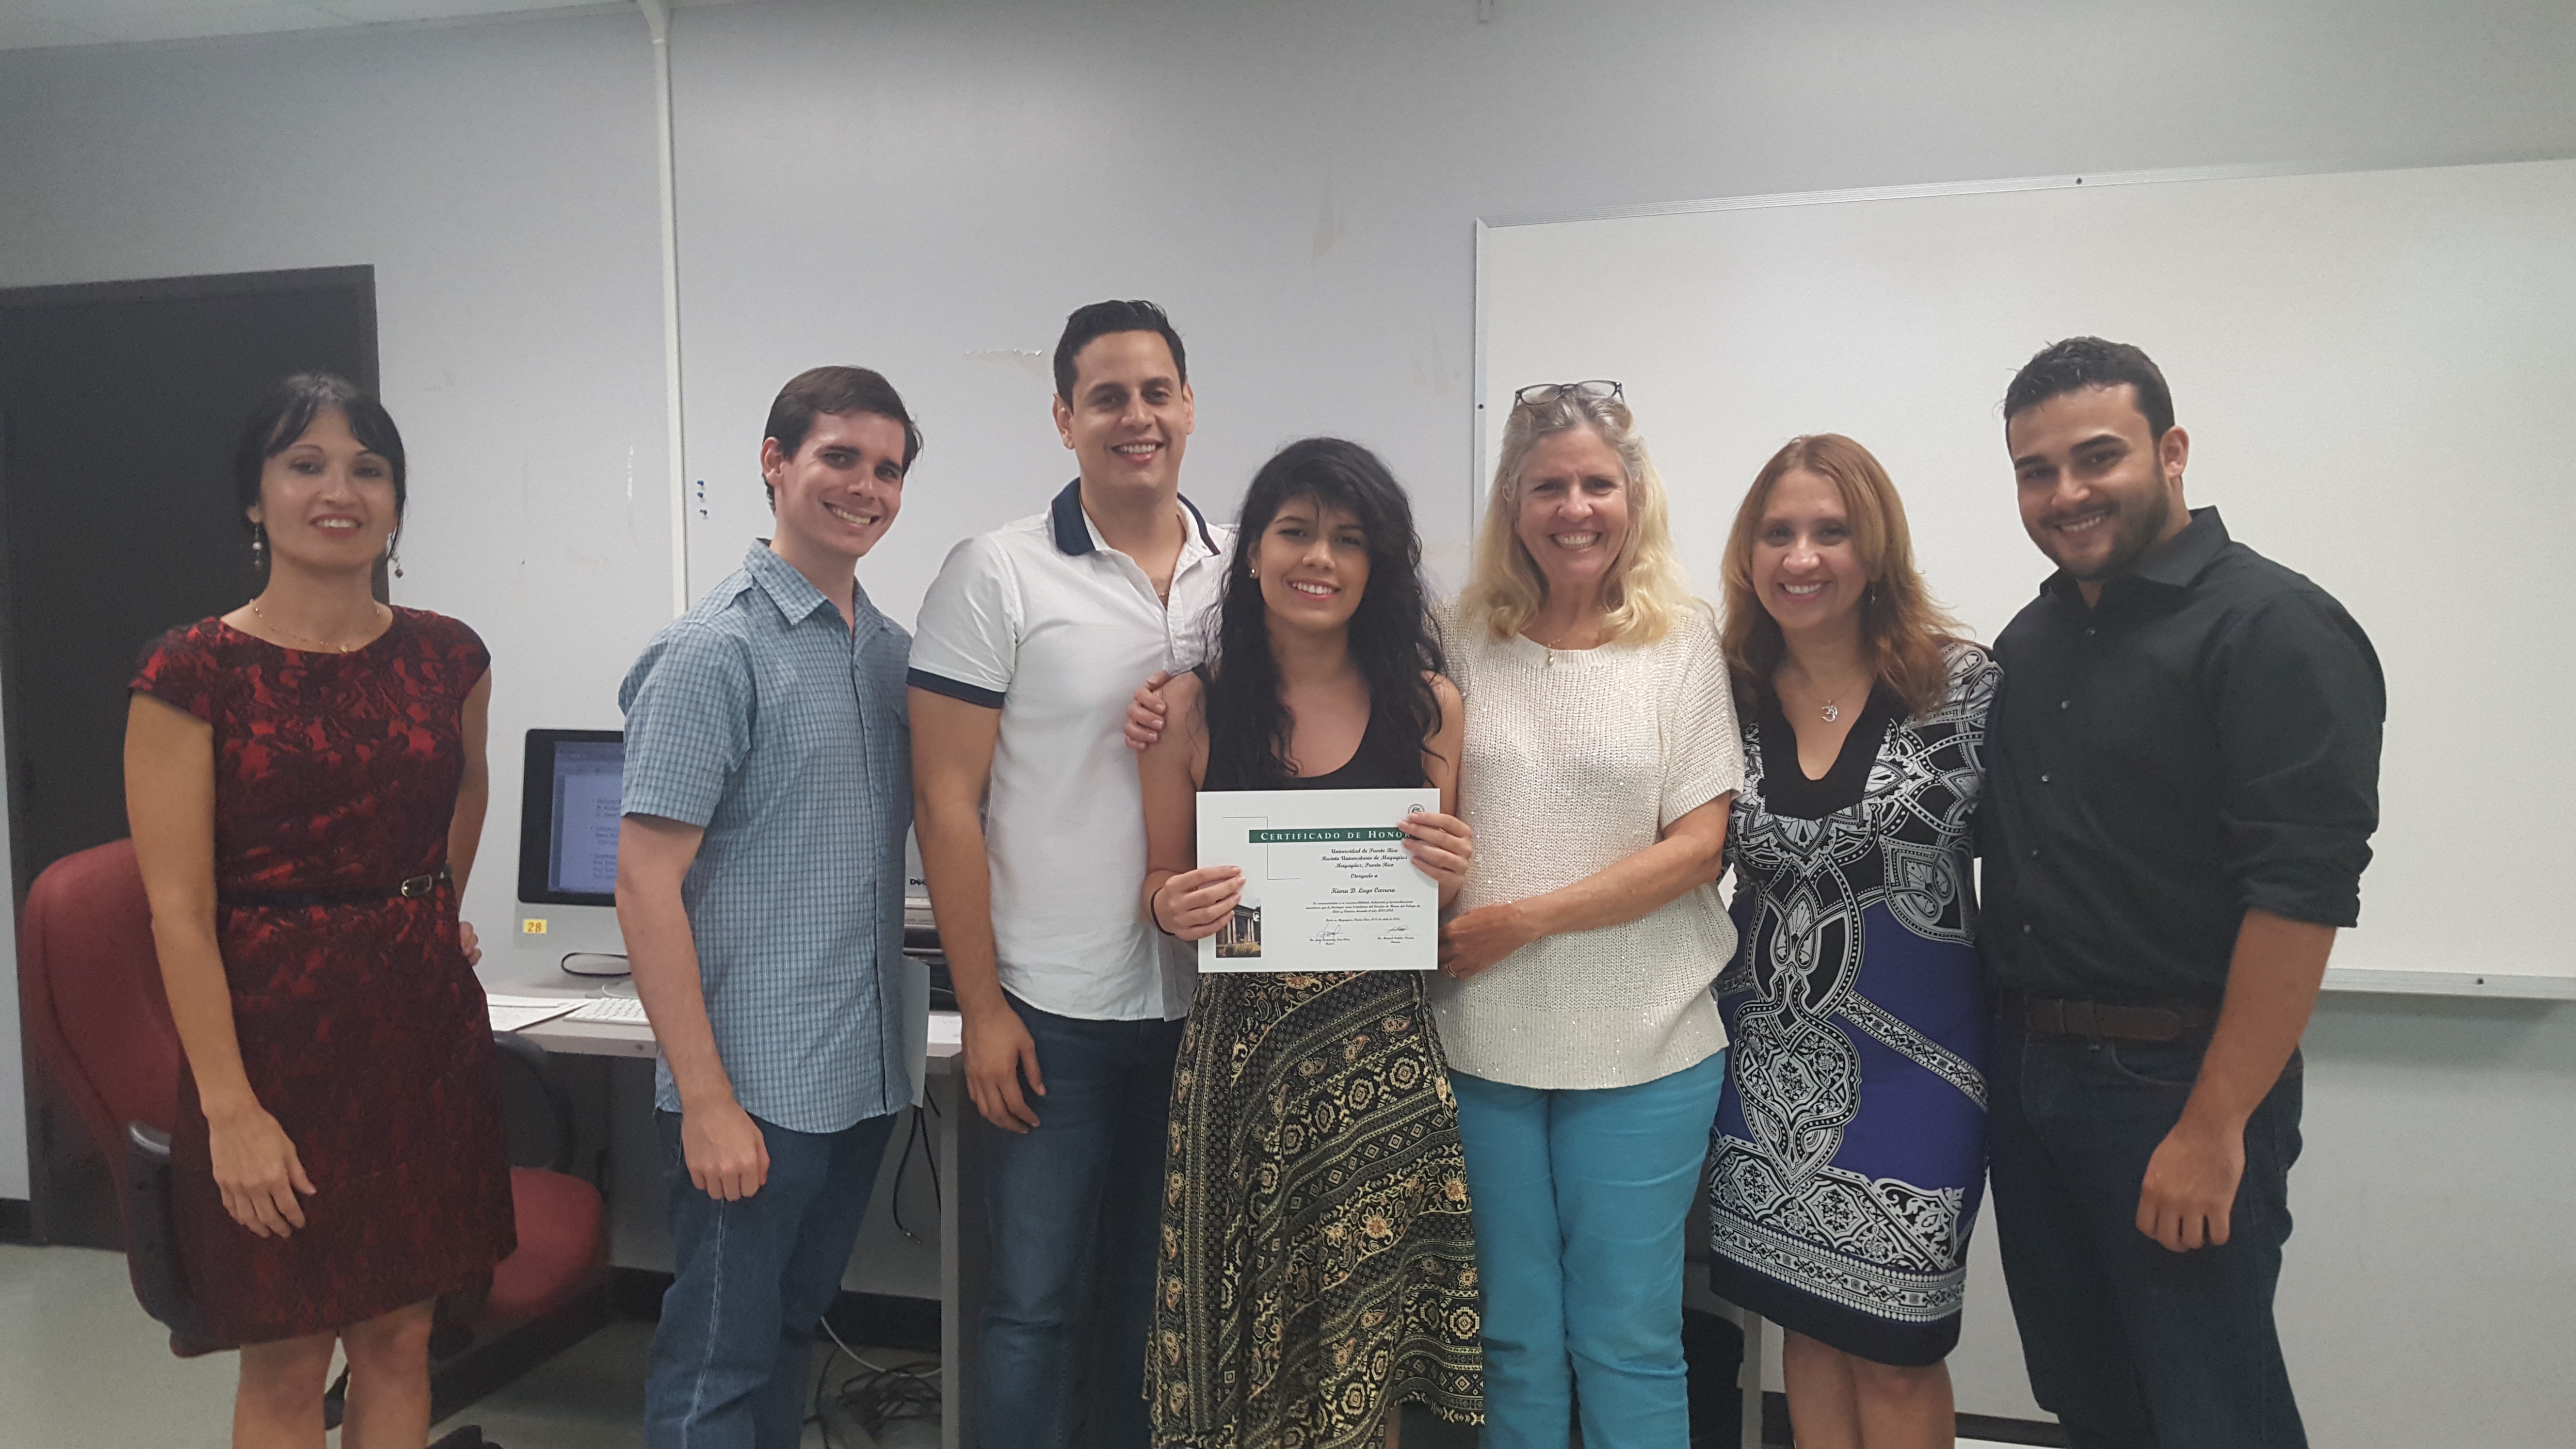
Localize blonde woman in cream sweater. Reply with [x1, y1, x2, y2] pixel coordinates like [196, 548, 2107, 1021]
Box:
[1433, 382, 1743, 1449]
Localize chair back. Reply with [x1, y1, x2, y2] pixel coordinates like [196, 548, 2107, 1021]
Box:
[18, 838, 200, 1344]
[18, 838, 181, 1192]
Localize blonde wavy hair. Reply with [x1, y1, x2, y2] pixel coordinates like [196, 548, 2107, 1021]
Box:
[1459, 388, 1695, 644]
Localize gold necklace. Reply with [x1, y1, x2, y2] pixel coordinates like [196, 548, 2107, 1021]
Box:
[249, 599, 386, 654]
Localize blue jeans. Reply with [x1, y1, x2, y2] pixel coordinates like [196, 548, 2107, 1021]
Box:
[644, 1108, 899, 1449]
[1449, 1051, 1726, 1449]
[976, 994, 1185, 1449]
[1987, 1022, 2306, 1449]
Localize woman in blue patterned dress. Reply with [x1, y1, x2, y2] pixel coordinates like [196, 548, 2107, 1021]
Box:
[1707, 434, 1996, 1449]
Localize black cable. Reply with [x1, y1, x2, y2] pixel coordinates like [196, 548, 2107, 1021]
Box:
[833, 1357, 943, 1436]
[920, 1092, 941, 1206]
[889, 1103, 924, 1244]
[888, 1100, 943, 1246]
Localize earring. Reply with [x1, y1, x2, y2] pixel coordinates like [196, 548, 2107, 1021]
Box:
[386, 532, 404, 580]
[250, 523, 266, 567]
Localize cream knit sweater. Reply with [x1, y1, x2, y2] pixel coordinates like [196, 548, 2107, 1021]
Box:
[1430, 601, 1745, 1089]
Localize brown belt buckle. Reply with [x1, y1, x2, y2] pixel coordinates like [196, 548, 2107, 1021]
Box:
[398, 872, 440, 899]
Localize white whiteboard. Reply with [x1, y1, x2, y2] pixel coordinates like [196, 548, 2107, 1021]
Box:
[1477, 160, 2576, 997]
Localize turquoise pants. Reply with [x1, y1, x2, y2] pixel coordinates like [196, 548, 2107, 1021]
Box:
[1450, 1050, 1725, 1449]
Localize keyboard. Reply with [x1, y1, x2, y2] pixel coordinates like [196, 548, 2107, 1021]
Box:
[564, 995, 652, 1025]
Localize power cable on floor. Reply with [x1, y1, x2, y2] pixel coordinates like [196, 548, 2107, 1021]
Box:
[815, 1310, 941, 1442]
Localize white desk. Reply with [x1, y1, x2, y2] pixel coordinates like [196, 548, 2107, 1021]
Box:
[479, 960, 983, 1449]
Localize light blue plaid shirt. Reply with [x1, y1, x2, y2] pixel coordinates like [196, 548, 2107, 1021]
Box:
[618, 544, 923, 1133]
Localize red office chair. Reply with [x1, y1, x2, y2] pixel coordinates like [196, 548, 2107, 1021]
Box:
[19, 838, 607, 1447]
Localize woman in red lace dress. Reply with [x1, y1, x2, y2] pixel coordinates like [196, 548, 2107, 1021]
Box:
[125, 373, 514, 1449]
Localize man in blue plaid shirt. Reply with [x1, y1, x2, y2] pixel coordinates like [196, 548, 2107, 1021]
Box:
[616, 367, 929, 1449]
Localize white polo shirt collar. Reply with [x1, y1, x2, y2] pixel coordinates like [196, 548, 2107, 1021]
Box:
[1050, 476, 1223, 569]
[908, 479, 1231, 1021]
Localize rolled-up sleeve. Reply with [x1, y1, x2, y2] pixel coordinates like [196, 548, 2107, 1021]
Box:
[2215, 591, 2385, 927]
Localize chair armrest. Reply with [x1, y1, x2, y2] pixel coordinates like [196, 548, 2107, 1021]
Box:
[492, 1031, 579, 1175]
[121, 1121, 200, 1345]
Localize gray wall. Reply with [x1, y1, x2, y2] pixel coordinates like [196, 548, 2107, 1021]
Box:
[4, 1, 2573, 1441]
[0, 9, 675, 1194]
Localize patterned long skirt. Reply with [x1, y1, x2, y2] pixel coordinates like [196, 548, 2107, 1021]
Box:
[1147, 971, 1483, 1448]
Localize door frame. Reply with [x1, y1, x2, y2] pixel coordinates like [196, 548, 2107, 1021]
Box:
[0, 264, 376, 1242]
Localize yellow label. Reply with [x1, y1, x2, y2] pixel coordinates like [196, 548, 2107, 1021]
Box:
[523, 919, 548, 935]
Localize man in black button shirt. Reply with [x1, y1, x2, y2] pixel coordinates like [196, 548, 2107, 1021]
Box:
[1980, 338, 2383, 1449]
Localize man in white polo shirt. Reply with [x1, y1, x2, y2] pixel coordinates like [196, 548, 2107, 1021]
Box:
[909, 300, 1229, 1449]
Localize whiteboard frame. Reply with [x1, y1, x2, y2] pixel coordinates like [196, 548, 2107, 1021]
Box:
[1470, 158, 2576, 1004]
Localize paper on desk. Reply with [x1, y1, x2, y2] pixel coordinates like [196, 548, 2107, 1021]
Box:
[485, 993, 585, 1033]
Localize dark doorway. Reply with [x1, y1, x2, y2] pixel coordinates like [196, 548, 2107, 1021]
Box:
[0, 265, 377, 1244]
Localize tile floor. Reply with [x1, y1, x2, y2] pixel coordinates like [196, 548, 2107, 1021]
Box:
[0, 1244, 923, 1448]
[0, 1242, 2034, 1447]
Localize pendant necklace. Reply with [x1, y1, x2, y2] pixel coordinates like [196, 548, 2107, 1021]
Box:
[1804, 675, 1863, 723]
[250, 598, 386, 654]
[1537, 620, 1590, 667]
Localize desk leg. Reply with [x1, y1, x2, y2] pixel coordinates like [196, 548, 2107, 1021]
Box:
[936, 1075, 984, 1449]
[1738, 1305, 1769, 1449]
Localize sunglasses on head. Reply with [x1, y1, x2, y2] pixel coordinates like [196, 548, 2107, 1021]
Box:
[1511, 380, 1624, 410]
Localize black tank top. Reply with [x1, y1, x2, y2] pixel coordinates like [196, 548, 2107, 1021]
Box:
[1202, 686, 1428, 794]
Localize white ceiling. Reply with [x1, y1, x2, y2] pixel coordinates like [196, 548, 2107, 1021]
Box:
[0, 0, 746, 52]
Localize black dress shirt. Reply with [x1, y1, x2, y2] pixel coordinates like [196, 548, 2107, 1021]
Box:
[1980, 508, 2384, 1006]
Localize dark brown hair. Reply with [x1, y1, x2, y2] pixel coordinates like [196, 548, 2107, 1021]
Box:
[1052, 299, 1187, 403]
[2002, 336, 2174, 439]
[762, 366, 921, 504]
[232, 372, 405, 527]
[1720, 434, 1967, 720]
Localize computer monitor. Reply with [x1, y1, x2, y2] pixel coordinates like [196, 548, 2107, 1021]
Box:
[515, 728, 629, 972]
[510, 727, 942, 984]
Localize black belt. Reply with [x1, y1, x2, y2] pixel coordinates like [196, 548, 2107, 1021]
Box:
[2003, 992, 2217, 1043]
[221, 866, 451, 910]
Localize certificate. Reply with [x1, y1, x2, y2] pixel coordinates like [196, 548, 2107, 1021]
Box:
[1194, 787, 1438, 973]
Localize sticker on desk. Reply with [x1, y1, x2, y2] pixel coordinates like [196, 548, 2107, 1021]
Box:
[522, 918, 548, 934]
[928, 1015, 962, 1046]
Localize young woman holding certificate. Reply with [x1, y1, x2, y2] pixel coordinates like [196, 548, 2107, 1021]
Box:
[1136, 437, 1484, 1447]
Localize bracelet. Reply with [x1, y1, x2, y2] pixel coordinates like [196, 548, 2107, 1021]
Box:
[1148, 890, 1172, 935]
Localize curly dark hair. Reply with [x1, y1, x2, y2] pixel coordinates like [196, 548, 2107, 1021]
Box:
[1202, 437, 1447, 788]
